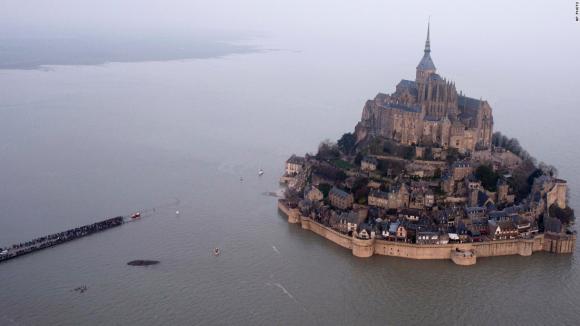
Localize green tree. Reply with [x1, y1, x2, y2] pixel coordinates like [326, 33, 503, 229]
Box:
[353, 178, 369, 204]
[509, 159, 537, 201]
[316, 139, 340, 161]
[549, 204, 575, 225]
[526, 168, 543, 186]
[318, 183, 332, 198]
[475, 164, 499, 191]
[337, 133, 356, 155]
[492, 131, 536, 162]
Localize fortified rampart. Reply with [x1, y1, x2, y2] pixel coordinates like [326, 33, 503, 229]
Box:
[278, 199, 300, 224]
[278, 200, 575, 266]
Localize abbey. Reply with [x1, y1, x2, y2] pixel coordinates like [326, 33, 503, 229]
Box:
[355, 23, 494, 152]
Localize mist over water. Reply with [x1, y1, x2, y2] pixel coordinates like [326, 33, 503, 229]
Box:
[0, 0, 579, 324]
[0, 33, 261, 69]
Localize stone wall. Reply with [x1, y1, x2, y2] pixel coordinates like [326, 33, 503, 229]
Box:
[451, 250, 477, 266]
[299, 216, 353, 250]
[546, 182, 567, 209]
[278, 200, 300, 224]
[374, 240, 456, 259]
[278, 200, 575, 265]
[544, 234, 575, 254]
[352, 237, 374, 258]
[471, 239, 533, 257]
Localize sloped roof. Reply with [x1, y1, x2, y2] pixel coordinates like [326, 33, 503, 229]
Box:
[457, 95, 482, 111]
[329, 187, 351, 199]
[378, 102, 421, 113]
[417, 53, 436, 71]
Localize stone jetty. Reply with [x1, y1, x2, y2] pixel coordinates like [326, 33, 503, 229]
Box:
[0, 216, 124, 264]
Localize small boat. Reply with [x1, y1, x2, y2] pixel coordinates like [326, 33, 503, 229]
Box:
[240, 177, 244, 182]
[258, 169, 264, 176]
[213, 248, 220, 256]
[131, 212, 141, 219]
[175, 210, 180, 215]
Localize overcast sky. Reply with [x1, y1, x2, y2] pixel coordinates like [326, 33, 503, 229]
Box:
[1, 0, 577, 41]
[0, 1, 578, 85]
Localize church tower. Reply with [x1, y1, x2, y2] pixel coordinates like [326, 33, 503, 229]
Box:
[415, 21, 459, 120]
[415, 21, 436, 82]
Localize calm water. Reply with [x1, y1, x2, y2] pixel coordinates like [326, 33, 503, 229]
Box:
[0, 44, 579, 325]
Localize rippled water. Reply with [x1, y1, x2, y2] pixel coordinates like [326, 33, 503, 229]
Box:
[0, 47, 579, 325]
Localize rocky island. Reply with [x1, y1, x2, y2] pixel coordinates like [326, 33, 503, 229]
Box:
[278, 23, 576, 266]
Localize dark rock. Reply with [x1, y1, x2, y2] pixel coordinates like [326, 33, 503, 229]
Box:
[127, 260, 159, 266]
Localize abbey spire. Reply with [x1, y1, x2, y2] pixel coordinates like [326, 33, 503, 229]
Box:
[424, 20, 431, 53]
[416, 20, 436, 81]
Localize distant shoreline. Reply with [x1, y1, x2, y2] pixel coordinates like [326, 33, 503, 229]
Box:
[0, 35, 262, 70]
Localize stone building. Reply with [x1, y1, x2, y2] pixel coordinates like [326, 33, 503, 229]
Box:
[451, 161, 473, 181]
[387, 184, 410, 209]
[546, 179, 568, 209]
[441, 173, 455, 194]
[305, 186, 323, 202]
[492, 148, 522, 170]
[336, 211, 363, 233]
[409, 188, 434, 209]
[355, 22, 493, 153]
[531, 176, 569, 213]
[329, 187, 354, 210]
[496, 179, 515, 205]
[488, 220, 518, 240]
[368, 189, 389, 209]
[361, 156, 378, 172]
[285, 155, 305, 176]
[416, 231, 440, 245]
[396, 224, 408, 241]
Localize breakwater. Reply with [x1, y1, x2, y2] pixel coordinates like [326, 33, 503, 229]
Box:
[278, 200, 575, 265]
[0, 216, 124, 264]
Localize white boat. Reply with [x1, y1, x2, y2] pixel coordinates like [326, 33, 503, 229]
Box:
[258, 169, 264, 176]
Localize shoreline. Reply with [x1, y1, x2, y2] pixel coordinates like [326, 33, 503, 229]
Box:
[278, 200, 575, 266]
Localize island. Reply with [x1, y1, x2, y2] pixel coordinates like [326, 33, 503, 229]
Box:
[278, 23, 576, 266]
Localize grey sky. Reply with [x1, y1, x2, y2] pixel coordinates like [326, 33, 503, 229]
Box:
[1, 0, 576, 41]
[0, 0, 578, 89]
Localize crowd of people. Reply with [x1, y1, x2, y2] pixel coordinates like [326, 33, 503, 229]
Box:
[0, 216, 124, 262]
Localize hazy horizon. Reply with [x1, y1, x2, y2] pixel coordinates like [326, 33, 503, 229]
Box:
[1, 1, 578, 159]
[1, 1, 578, 73]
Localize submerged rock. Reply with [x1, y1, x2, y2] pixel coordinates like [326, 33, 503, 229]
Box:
[127, 260, 159, 266]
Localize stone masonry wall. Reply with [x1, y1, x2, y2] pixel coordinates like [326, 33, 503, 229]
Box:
[278, 201, 575, 263]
